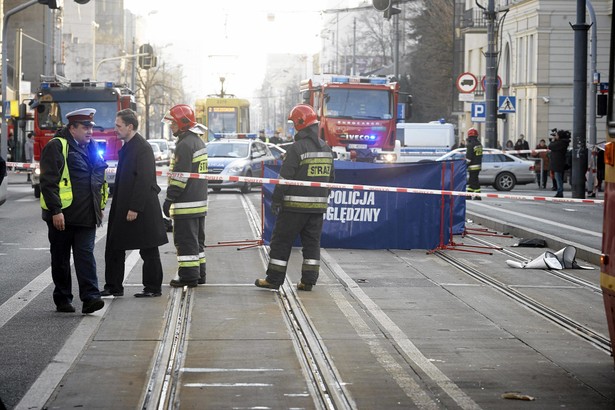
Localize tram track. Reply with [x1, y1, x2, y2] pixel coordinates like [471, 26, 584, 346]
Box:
[242, 193, 355, 410]
[431, 241, 611, 356]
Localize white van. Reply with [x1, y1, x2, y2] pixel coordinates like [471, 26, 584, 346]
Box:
[395, 122, 455, 162]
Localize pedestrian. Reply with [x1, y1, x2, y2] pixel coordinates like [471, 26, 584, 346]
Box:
[39, 108, 108, 314]
[25, 132, 34, 182]
[514, 134, 530, 158]
[531, 139, 550, 189]
[101, 109, 168, 298]
[465, 127, 483, 200]
[258, 129, 268, 143]
[269, 129, 283, 145]
[452, 138, 465, 150]
[255, 104, 335, 291]
[162, 104, 208, 288]
[505, 140, 514, 150]
[548, 129, 570, 198]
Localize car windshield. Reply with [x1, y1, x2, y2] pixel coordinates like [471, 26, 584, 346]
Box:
[36, 101, 118, 130]
[323, 88, 391, 120]
[148, 143, 161, 152]
[207, 142, 249, 158]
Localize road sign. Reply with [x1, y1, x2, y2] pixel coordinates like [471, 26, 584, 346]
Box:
[456, 72, 478, 93]
[498, 96, 516, 113]
[471, 102, 486, 122]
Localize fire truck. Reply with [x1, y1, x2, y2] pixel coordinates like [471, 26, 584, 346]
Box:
[30, 79, 136, 197]
[299, 74, 400, 162]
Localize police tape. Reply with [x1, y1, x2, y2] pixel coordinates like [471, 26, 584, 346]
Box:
[155, 169, 604, 205]
[7, 161, 602, 204]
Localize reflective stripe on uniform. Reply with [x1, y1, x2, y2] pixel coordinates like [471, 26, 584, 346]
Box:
[300, 152, 334, 160]
[199, 252, 206, 264]
[170, 200, 208, 216]
[468, 165, 481, 171]
[193, 148, 207, 164]
[283, 195, 328, 204]
[178, 254, 200, 268]
[302, 259, 320, 273]
[268, 258, 288, 273]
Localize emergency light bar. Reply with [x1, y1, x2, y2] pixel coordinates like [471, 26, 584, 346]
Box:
[316, 74, 391, 86]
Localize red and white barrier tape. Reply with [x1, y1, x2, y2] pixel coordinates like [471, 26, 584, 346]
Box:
[7, 161, 602, 204]
[156, 170, 604, 205]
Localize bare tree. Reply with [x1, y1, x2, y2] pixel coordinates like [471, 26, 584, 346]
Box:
[405, 0, 455, 122]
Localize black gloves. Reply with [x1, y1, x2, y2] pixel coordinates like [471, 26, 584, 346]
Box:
[163, 200, 172, 218]
[271, 201, 282, 216]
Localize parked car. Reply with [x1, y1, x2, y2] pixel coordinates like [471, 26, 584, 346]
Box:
[148, 139, 171, 165]
[148, 141, 165, 164]
[267, 143, 286, 162]
[206, 137, 277, 193]
[436, 148, 535, 191]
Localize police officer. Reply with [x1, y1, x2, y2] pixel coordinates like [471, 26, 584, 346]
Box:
[162, 104, 208, 287]
[465, 127, 483, 200]
[255, 104, 335, 291]
[40, 108, 108, 314]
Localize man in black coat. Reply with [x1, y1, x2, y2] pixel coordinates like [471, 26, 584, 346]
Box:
[102, 109, 168, 298]
[548, 129, 570, 198]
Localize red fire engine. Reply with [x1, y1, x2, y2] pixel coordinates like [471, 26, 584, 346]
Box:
[299, 74, 399, 162]
[30, 79, 136, 197]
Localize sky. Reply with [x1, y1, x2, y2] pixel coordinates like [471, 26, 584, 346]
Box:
[123, 0, 333, 102]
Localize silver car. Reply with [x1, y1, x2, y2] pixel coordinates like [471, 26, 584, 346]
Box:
[148, 139, 171, 165]
[436, 148, 536, 191]
[206, 138, 277, 193]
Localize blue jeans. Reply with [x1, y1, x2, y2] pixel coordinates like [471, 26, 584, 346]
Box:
[47, 222, 101, 305]
[554, 171, 564, 196]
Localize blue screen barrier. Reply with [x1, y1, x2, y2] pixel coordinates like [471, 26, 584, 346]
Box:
[262, 160, 466, 250]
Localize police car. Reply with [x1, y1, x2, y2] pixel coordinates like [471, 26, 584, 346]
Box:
[206, 135, 278, 193]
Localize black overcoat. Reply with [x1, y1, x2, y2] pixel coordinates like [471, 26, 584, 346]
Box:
[106, 133, 168, 250]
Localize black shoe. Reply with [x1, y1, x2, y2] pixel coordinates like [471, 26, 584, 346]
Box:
[254, 278, 279, 290]
[134, 291, 162, 298]
[588, 192, 596, 198]
[82, 298, 104, 314]
[169, 279, 198, 288]
[198, 277, 206, 285]
[56, 303, 76, 313]
[100, 289, 123, 297]
[297, 282, 313, 291]
[554, 193, 563, 198]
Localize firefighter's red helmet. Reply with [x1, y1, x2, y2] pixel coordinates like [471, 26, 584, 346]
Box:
[288, 104, 318, 131]
[165, 104, 196, 131]
[467, 127, 479, 137]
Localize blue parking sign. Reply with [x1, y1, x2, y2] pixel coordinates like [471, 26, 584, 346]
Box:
[471, 102, 486, 122]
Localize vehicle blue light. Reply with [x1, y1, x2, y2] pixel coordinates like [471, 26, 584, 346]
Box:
[104, 82, 114, 88]
[246, 133, 257, 139]
[214, 133, 223, 139]
[98, 150, 105, 157]
[370, 135, 377, 141]
[369, 78, 387, 85]
[331, 76, 349, 83]
[41, 83, 50, 89]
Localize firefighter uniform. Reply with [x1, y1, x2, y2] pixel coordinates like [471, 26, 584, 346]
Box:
[263, 123, 335, 288]
[465, 132, 483, 199]
[165, 129, 208, 285]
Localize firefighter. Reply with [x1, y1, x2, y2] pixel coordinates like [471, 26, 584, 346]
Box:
[255, 104, 335, 291]
[162, 104, 208, 287]
[465, 127, 483, 200]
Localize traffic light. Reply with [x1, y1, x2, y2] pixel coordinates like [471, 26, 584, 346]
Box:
[384, 6, 401, 19]
[38, 0, 64, 8]
[372, 0, 400, 20]
[38, 0, 90, 9]
[138, 44, 155, 70]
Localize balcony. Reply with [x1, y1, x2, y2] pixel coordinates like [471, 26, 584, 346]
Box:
[461, 8, 488, 30]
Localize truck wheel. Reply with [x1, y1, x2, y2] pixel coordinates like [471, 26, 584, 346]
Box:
[34, 184, 40, 198]
[493, 172, 516, 191]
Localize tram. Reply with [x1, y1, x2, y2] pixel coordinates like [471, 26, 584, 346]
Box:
[602, 0, 615, 364]
[194, 97, 250, 142]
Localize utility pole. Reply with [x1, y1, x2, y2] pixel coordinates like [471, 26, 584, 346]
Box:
[484, 0, 498, 149]
[571, 0, 590, 198]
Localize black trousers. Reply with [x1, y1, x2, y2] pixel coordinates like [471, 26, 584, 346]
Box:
[173, 217, 206, 283]
[47, 222, 100, 305]
[467, 170, 481, 193]
[265, 211, 323, 287]
[104, 247, 163, 293]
